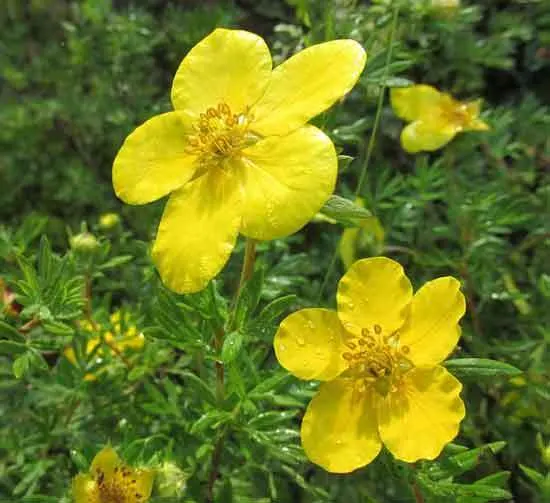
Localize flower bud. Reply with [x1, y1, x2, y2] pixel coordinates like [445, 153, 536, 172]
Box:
[70, 232, 99, 253]
[99, 212, 121, 230]
[432, 0, 460, 8]
[155, 461, 187, 497]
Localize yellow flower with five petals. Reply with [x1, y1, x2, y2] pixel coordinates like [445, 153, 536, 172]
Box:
[72, 446, 154, 503]
[113, 28, 366, 293]
[274, 257, 466, 473]
[391, 84, 489, 153]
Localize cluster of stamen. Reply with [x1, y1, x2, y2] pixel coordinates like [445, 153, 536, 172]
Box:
[94, 465, 144, 503]
[342, 324, 413, 396]
[186, 102, 254, 167]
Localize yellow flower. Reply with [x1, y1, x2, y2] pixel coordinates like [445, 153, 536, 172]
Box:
[113, 28, 366, 293]
[65, 312, 145, 380]
[72, 446, 154, 503]
[274, 257, 466, 473]
[390, 84, 489, 153]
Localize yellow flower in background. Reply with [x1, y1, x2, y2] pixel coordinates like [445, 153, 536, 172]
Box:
[391, 84, 489, 153]
[274, 257, 466, 473]
[72, 446, 154, 503]
[113, 28, 366, 293]
[65, 311, 145, 380]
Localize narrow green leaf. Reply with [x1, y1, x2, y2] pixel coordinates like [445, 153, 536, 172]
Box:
[0, 340, 27, 355]
[444, 358, 522, 379]
[0, 320, 25, 341]
[221, 331, 243, 364]
[320, 195, 373, 227]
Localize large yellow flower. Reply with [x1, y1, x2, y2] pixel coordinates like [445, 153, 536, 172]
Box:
[72, 446, 154, 503]
[274, 257, 466, 473]
[113, 28, 366, 293]
[391, 84, 489, 153]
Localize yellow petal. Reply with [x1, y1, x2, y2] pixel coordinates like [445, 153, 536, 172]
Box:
[399, 277, 466, 367]
[152, 168, 242, 293]
[400, 119, 458, 153]
[251, 40, 366, 136]
[468, 118, 490, 131]
[64, 346, 77, 365]
[90, 446, 122, 479]
[301, 379, 382, 473]
[390, 85, 443, 122]
[377, 366, 465, 462]
[239, 125, 337, 240]
[113, 112, 197, 204]
[337, 257, 412, 338]
[171, 29, 271, 116]
[72, 474, 100, 503]
[131, 469, 155, 501]
[274, 308, 348, 381]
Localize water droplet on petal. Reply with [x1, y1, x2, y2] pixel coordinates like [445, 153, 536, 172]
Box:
[296, 336, 306, 346]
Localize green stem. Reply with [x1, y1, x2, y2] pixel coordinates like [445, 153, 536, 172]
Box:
[355, 1, 400, 197]
[412, 480, 425, 503]
[236, 238, 257, 300]
[207, 238, 257, 500]
[318, 2, 400, 300]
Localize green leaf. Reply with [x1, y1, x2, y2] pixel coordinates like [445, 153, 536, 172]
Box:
[43, 319, 75, 336]
[444, 358, 522, 379]
[221, 331, 243, 364]
[233, 267, 264, 329]
[0, 319, 26, 341]
[13, 351, 32, 378]
[0, 340, 27, 355]
[319, 195, 373, 227]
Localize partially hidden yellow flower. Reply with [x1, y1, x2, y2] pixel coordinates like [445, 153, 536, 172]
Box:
[113, 28, 366, 293]
[72, 446, 154, 503]
[390, 84, 489, 153]
[274, 257, 466, 473]
[65, 311, 145, 380]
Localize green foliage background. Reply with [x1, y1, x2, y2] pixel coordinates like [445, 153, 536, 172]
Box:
[1, 0, 550, 501]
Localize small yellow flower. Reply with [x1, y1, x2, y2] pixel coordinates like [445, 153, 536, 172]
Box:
[113, 28, 366, 293]
[390, 84, 489, 153]
[65, 312, 145, 380]
[72, 446, 154, 503]
[274, 257, 466, 473]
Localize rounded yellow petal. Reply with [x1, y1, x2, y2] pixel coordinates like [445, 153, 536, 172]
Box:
[239, 125, 337, 240]
[301, 379, 382, 473]
[400, 119, 458, 153]
[390, 84, 443, 122]
[399, 277, 466, 367]
[377, 366, 465, 462]
[90, 446, 122, 479]
[171, 28, 271, 116]
[152, 169, 242, 294]
[251, 40, 366, 136]
[113, 112, 197, 204]
[72, 474, 100, 503]
[132, 469, 155, 500]
[337, 257, 412, 338]
[274, 308, 348, 381]
[339, 227, 360, 270]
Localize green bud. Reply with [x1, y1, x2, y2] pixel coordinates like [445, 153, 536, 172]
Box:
[99, 212, 121, 230]
[156, 461, 187, 497]
[70, 232, 99, 253]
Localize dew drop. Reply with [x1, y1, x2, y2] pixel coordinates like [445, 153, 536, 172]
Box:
[296, 336, 306, 346]
[279, 344, 287, 352]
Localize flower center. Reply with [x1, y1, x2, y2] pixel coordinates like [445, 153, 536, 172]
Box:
[341, 324, 413, 397]
[440, 98, 470, 129]
[95, 466, 145, 503]
[186, 102, 257, 168]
